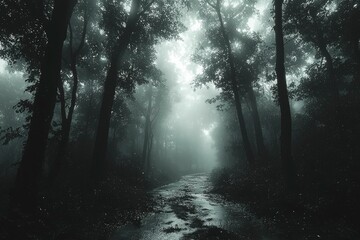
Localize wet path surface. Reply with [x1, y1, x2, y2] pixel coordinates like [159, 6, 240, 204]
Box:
[110, 173, 272, 240]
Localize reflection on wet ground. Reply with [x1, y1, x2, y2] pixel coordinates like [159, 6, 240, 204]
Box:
[110, 173, 272, 240]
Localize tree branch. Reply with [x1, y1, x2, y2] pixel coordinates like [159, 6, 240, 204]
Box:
[69, 22, 75, 60]
[137, 0, 156, 17]
[74, 3, 89, 56]
[205, 0, 217, 10]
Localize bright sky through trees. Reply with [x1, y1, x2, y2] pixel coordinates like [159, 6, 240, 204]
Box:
[154, 14, 219, 170]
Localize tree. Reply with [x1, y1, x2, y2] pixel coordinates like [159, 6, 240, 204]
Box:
[194, 0, 255, 166]
[92, 0, 140, 181]
[0, 0, 79, 213]
[274, 0, 295, 188]
[50, 0, 90, 184]
[285, 0, 340, 101]
[138, 79, 166, 174]
[92, 0, 185, 180]
[327, 0, 360, 90]
[235, 36, 268, 161]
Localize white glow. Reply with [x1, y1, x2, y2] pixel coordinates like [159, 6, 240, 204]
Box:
[247, 0, 270, 32]
[202, 129, 210, 136]
[247, 16, 260, 32]
[0, 59, 7, 73]
[325, 2, 337, 13]
[190, 19, 202, 32]
[223, 0, 239, 8]
[306, 56, 314, 64]
[255, 0, 268, 15]
[154, 15, 220, 171]
[123, 1, 131, 13]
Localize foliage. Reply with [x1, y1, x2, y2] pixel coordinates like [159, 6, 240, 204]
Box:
[0, 0, 359, 238]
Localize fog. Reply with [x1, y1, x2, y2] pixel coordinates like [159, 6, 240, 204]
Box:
[1, 0, 359, 239]
[152, 17, 219, 172]
[0, 13, 220, 176]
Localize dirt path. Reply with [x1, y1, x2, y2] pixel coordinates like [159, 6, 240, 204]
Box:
[110, 173, 272, 240]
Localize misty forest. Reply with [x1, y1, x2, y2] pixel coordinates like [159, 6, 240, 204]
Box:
[0, 0, 359, 239]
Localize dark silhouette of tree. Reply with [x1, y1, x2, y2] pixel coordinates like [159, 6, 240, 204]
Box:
[0, 0, 360, 238]
[141, 83, 155, 173]
[236, 37, 268, 162]
[139, 80, 166, 174]
[92, 0, 186, 180]
[211, 0, 255, 167]
[285, 0, 340, 101]
[50, 0, 90, 184]
[92, 0, 141, 181]
[194, 0, 256, 166]
[274, 0, 295, 188]
[0, 0, 78, 213]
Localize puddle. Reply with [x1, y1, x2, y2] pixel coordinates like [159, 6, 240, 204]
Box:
[110, 173, 273, 240]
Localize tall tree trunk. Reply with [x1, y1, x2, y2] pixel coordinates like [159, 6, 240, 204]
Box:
[146, 129, 154, 174]
[352, 41, 360, 87]
[11, 0, 77, 213]
[233, 96, 254, 167]
[84, 81, 94, 138]
[274, 0, 295, 189]
[352, 37, 360, 85]
[92, 0, 140, 181]
[50, 14, 88, 184]
[347, 8, 360, 86]
[142, 84, 153, 172]
[92, 57, 119, 177]
[212, 0, 255, 167]
[317, 41, 340, 101]
[247, 85, 267, 161]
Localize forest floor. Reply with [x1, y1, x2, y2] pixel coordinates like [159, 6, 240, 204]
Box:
[0, 167, 160, 240]
[210, 168, 360, 240]
[2, 171, 359, 239]
[109, 173, 272, 240]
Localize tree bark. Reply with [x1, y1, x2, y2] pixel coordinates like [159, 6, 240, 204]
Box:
[50, 13, 88, 184]
[212, 0, 255, 167]
[352, 39, 360, 86]
[142, 85, 153, 172]
[247, 85, 267, 161]
[317, 41, 340, 101]
[84, 81, 94, 138]
[146, 129, 154, 174]
[274, 0, 295, 189]
[92, 0, 140, 180]
[347, 8, 360, 86]
[11, 0, 77, 213]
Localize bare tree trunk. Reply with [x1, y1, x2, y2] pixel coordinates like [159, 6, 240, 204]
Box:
[142, 84, 153, 172]
[11, 0, 77, 213]
[84, 81, 94, 138]
[92, 58, 119, 177]
[247, 85, 267, 161]
[146, 129, 154, 174]
[274, 0, 295, 189]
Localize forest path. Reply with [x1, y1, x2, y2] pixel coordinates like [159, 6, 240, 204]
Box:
[110, 173, 272, 240]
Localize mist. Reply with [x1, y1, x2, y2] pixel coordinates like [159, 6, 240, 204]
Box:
[1, 0, 359, 239]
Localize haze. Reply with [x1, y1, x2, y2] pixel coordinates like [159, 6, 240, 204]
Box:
[0, 0, 359, 239]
